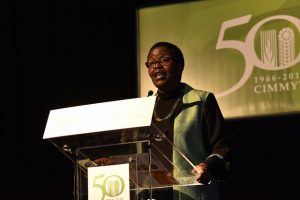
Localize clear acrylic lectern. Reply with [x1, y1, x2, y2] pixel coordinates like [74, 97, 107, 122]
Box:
[43, 96, 201, 200]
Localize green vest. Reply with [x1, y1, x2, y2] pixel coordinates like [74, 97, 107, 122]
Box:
[173, 84, 220, 200]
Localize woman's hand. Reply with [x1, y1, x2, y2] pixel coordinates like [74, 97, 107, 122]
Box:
[192, 162, 212, 184]
[93, 157, 113, 166]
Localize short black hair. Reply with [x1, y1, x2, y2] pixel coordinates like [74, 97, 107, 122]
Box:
[149, 42, 185, 69]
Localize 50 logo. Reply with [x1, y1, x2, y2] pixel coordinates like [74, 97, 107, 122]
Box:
[216, 14, 300, 97]
[92, 174, 125, 200]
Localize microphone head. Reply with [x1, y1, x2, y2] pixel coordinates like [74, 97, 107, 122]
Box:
[147, 90, 153, 97]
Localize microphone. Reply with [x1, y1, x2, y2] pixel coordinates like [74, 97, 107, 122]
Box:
[147, 90, 153, 97]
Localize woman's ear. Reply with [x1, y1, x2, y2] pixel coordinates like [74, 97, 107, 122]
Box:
[177, 63, 184, 74]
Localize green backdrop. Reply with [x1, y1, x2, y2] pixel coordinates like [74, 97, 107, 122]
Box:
[137, 0, 300, 118]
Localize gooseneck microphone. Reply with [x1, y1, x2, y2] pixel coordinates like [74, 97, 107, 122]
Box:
[147, 90, 153, 97]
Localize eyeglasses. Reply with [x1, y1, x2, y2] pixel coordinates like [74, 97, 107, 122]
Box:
[145, 57, 173, 68]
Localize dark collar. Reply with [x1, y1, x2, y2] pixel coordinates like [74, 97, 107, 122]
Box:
[157, 83, 185, 100]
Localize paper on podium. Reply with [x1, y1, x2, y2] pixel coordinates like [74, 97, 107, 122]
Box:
[43, 96, 156, 139]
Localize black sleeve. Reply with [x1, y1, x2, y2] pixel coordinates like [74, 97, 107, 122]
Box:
[201, 93, 234, 181]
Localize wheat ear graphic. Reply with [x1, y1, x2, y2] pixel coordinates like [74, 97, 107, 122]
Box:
[260, 30, 277, 67]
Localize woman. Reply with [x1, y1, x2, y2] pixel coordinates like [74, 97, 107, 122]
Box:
[145, 42, 234, 200]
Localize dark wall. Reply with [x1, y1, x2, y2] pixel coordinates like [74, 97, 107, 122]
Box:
[7, 1, 137, 199]
[5, 0, 300, 199]
[222, 114, 299, 200]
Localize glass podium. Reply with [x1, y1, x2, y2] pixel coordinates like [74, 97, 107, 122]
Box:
[43, 97, 201, 200]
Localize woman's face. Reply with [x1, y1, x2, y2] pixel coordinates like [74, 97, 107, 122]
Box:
[146, 46, 182, 93]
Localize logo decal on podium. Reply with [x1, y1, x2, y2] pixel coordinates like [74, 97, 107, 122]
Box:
[88, 163, 130, 200]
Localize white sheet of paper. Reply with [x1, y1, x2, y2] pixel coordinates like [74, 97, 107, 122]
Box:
[43, 96, 156, 139]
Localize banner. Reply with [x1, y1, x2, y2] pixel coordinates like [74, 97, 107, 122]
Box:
[137, 0, 300, 118]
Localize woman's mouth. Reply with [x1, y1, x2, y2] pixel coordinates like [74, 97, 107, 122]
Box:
[155, 72, 166, 80]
